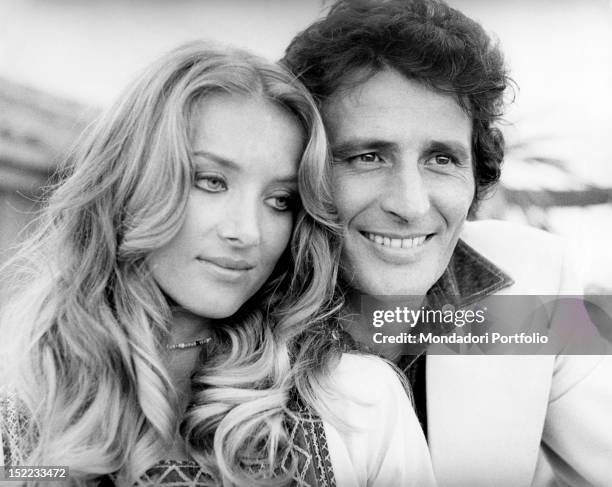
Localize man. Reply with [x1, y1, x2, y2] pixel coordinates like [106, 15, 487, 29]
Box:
[283, 0, 612, 485]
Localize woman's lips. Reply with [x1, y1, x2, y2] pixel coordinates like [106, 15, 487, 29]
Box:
[196, 256, 256, 281]
[197, 256, 255, 270]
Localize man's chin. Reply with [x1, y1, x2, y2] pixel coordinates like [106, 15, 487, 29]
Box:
[343, 255, 439, 293]
[348, 272, 435, 298]
[341, 244, 448, 296]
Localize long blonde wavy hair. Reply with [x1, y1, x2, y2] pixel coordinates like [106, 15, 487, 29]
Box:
[0, 41, 343, 486]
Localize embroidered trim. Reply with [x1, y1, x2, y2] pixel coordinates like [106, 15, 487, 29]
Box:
[1, 388, 29, 466]
[293, 401, 337, 487]
[135, 461, 213, 487]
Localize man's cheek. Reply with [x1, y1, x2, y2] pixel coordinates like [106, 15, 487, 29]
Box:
[333, 180, 372, 221]
[333, 190, 358, 221]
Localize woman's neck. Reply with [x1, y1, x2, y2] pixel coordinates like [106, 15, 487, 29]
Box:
[168, 307, 213, 346]
[164, 308, 213, 428]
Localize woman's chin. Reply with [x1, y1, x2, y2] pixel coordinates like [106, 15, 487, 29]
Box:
[185, 301, 244, 321]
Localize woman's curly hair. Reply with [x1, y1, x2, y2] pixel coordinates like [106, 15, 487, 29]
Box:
[0, 41, 343, 486]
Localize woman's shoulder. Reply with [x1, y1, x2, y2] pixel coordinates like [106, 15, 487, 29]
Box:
[320, 353, 436, 486]
[327, 352, 408, 403]
[318, 352, 415, 436]
[334, 351, 398, 374]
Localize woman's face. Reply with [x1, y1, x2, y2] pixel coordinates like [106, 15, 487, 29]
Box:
[149, 93, 303, 318]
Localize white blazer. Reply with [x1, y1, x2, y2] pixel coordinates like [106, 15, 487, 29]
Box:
[427, 220, 612, 486]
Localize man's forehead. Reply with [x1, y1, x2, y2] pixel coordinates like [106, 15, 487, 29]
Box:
[321, 68, 472, 146]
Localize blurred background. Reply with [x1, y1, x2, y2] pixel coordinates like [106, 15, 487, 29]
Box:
[1, 0, 611, 292]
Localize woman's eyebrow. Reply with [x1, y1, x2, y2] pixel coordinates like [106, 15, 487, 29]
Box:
[193, 150, 297, 185]
[192, 150, 240, 170]
[272, 175, 298, 185]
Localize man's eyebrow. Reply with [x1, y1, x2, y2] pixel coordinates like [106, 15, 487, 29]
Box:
[331, 139, 398, 157]
[426, 140, 471, 160]
[192, 150, 240, 170]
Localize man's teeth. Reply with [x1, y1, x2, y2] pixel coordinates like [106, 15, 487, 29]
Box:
[365, 232, 427, 249]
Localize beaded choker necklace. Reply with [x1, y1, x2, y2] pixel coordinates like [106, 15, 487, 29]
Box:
[167, 337, 212, 350]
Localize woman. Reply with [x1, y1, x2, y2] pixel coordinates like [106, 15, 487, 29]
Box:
[0, 42, 435, 486]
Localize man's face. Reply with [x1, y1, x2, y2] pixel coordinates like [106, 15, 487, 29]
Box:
[323, 68, 475, 297]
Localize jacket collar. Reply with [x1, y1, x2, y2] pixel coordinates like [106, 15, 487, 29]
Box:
[427, 238, 514, 308]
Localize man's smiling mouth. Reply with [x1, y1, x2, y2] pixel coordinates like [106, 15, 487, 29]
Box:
[361, 232, 433, 249]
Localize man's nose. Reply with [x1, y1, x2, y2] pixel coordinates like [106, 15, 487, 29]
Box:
[380, 162, 431, 221]
[218, 195, 261, 247]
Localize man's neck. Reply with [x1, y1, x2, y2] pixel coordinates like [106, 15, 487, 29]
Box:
[343, 290, 426, 362]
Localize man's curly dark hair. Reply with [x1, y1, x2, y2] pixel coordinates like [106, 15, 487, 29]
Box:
[283, 0, 512, 210]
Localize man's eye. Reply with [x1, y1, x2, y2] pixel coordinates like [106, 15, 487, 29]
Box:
[348, 152, 382, 164]
[431, 154, 456, 166]
[195, 174, 227, 192]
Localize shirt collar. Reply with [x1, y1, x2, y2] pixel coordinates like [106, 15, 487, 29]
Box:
[427, 238, 514, 308]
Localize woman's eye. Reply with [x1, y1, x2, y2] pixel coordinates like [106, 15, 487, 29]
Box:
[267, 194, 296, 212]
[195, 174, 227, 192]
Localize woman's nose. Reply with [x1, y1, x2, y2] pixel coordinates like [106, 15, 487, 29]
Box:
[217, 197, 261, 247]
